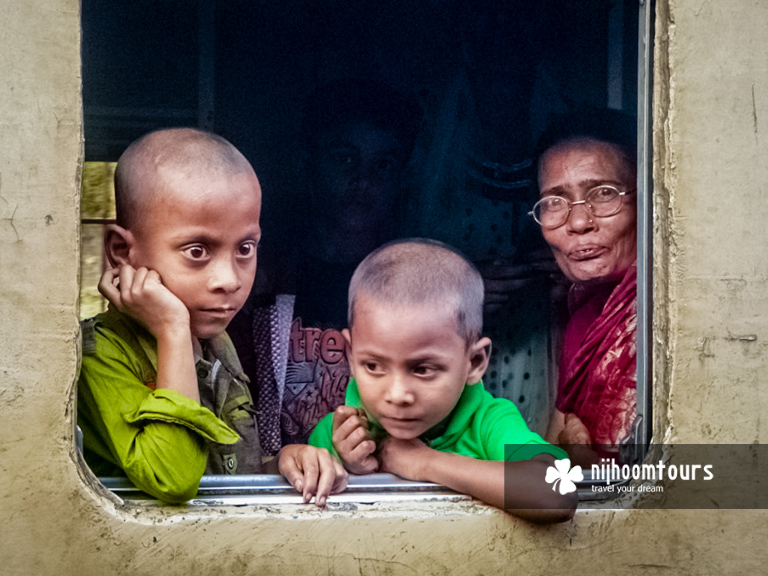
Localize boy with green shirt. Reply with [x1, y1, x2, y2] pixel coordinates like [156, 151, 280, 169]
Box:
[309, 239, 577, 521]
[78, 128, 346, 504]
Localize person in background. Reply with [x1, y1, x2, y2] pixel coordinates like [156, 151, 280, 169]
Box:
[533, 110, 639, 465]
[229, 80, 422, 448]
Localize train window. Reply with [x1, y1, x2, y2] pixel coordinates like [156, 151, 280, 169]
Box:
[79, 162, 115, 320]
[79, 0, 652, 506]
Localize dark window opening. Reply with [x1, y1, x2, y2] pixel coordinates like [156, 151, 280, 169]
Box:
[80, 0, 652, 504]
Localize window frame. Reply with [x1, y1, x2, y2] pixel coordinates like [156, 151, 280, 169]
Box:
[634, 0, 655, 454]
[78, 0, 655, 506]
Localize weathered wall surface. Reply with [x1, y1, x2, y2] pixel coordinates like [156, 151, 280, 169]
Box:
[654, 0, 768, 447]
[1, 0, 767, 574]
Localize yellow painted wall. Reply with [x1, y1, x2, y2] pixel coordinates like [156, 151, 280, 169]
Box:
[1, 0, 767, 573]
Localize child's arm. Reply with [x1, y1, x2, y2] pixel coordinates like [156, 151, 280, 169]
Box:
[274, 444, 349, 506]
[99, 265, 199, 401]
[80, 265, 239, 502]
[378, 437, 577, 523]
[78, 334, 240, 503]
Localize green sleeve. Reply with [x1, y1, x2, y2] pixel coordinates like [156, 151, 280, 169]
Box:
[480, 393, 567, 462]
[308, 412, 335, 454]
[78, 330, 239, 504]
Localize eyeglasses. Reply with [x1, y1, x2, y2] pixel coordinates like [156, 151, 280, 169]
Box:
[529, 185, 635, 229]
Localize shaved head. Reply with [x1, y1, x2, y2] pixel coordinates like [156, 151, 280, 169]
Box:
[348, 239, 485, 346]
[114, 128, 256, 231]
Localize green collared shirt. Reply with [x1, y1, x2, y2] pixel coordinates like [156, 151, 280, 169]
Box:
[78, 307, 263, 503]
[309, 379, 566, 463]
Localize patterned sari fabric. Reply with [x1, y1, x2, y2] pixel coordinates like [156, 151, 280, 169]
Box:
[557, 264, 637, 452]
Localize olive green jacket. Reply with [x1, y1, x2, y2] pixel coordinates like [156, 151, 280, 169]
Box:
[78, 307, 263, 503]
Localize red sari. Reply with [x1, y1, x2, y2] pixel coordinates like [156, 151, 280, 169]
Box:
[557, 264, 637, 451]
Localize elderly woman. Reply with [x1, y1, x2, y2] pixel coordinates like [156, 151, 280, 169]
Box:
[533, 111, 638, 462]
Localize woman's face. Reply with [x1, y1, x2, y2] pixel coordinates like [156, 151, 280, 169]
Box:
[311, 122, 405, 238]
[538, 139, 637, 286]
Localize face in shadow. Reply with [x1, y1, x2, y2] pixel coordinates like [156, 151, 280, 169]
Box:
[309, 122, 407, 261]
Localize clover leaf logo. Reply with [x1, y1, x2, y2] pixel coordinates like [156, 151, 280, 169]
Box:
[545, 458, 584, 494]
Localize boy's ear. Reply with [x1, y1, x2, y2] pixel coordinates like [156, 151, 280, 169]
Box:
[342, 328, 352, 350]
[103, 224, 135, 268]
[342, 328, 354, 376]
[466, 337, 492, 385]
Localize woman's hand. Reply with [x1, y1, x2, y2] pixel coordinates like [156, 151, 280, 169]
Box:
[558, 413, 591, 445]
[479, 257, 560, 313]
[558, 413, 599, 467]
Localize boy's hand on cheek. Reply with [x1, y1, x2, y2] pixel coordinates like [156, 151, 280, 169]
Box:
[278, 444, 348, 507]
[377, 436, 432, 482]
[99, 265, 190, 338]
[331, 406, 379, 475]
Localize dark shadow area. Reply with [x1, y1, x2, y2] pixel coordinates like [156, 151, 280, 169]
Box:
[81, 0, 639, 444]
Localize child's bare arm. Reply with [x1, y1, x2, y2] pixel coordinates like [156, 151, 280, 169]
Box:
[277, 444, 349, 506]
[331, 406, 379, 474]
[378, 438, 577, 523]
[99, 265, 199, 401]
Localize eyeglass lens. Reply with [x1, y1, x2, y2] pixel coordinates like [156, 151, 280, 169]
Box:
[534, 186, 622, 227]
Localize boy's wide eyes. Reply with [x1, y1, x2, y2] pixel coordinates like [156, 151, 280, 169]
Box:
[237, 241, 257, 258]
[181, 242, 257, 260]
[183, 245, 208, 260]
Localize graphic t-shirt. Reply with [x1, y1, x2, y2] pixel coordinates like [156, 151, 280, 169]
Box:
[281, 259, 356, 444]
[281, 318, 350, 444]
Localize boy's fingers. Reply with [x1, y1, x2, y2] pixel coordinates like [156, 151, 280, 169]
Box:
[356, 454, 379, 474]
[118, 265, 137, 299]
[142, 269, 166, 295]
[342, 420, 371, 445]
[277, 446, 309, 493]
[98, 267, 121, 304]
[131, 267, 149, 296]
[313, 450, 349, 507]
[145, 268, 162, 283]
[299, 452, 320, 503]
[332, 406, 360, 433]
[314, 462, 333, 506]
[331, 460, 349, 494]
[338, 439, 378, 475]
[332, 413, 366, 445]
[278, 457, 303, 491]
[333, 420, 375, 469]
[347, 438, 377, 463]
[560, 414, 591, 444]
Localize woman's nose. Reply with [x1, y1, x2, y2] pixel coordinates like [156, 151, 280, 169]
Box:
[567, 201, 596, 233]
[349, 166, 374, 193]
